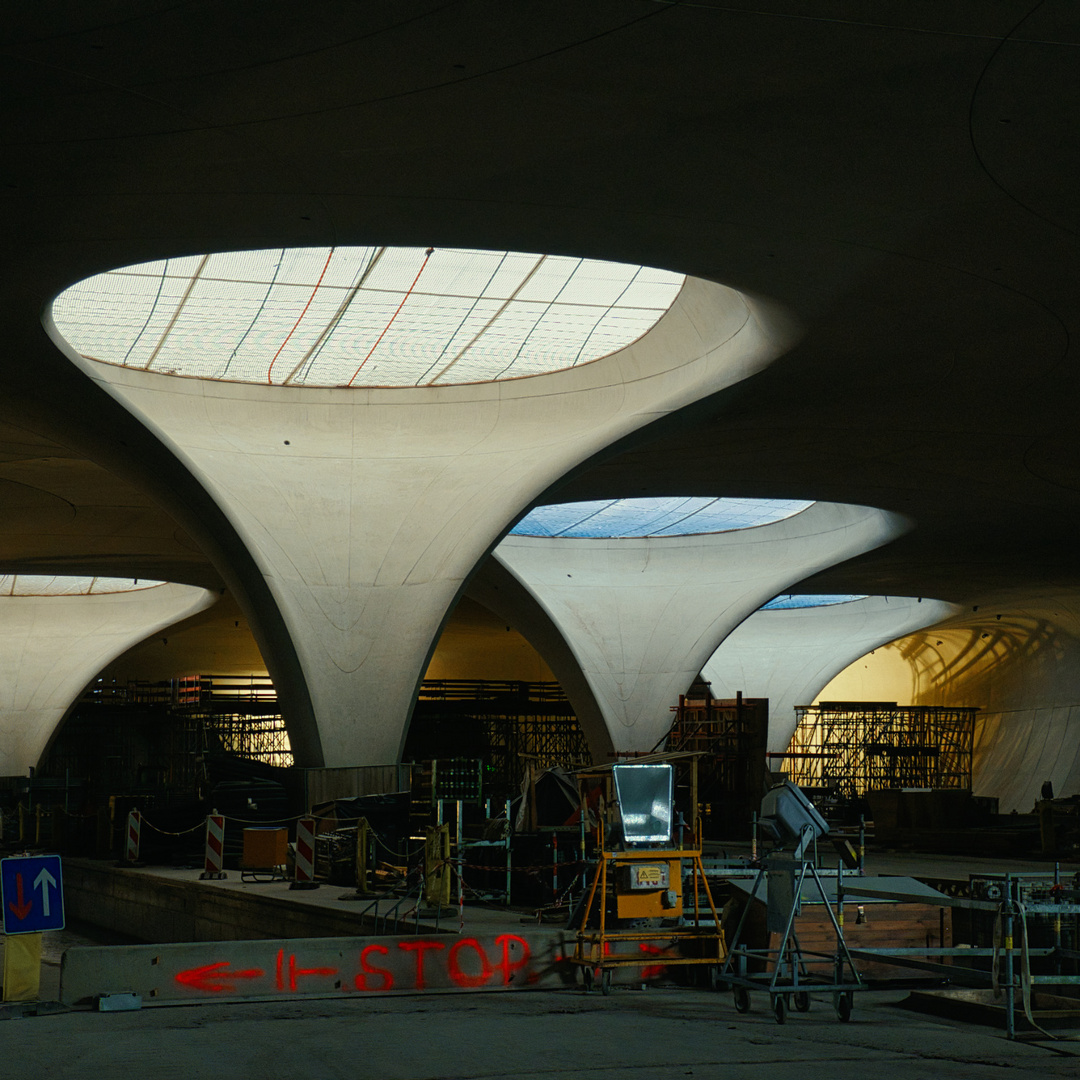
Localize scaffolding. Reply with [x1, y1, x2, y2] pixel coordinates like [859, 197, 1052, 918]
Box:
[784, 702, 977, 798]
[44, 676, 590, 801]
[411, 680, 592, 796]
[40, 675, 293, 797]
[666, 694, 769, 839]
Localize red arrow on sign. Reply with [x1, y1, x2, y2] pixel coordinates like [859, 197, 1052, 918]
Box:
[7, 872, 32, 921]
[175, 961, 265, 993]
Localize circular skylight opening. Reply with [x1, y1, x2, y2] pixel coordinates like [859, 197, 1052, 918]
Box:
[761, 594, 868, 610]
[0, 575, 164, 597]
[510, 497, 813, 538]
[50, 247, 686, 388]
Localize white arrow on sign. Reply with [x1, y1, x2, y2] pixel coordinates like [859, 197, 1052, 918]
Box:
[34, 866, 57, 918]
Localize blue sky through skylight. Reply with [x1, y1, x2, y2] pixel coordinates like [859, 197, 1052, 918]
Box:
[510, 497, 813, 538]
[761, 594, 867, 610]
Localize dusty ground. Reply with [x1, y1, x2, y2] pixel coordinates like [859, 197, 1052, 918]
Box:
[2, 984, 1078, 1079]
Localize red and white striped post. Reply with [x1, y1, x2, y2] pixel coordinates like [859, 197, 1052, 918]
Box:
[290, 816, 319, 890]
[200, 813, 227, 879]
[125, 808, 141, 863]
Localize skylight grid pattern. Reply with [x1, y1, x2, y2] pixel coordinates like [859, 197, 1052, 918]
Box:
[762, 594, 868, 610]
[510, 497, 813, 538]
[52, 247, 685, 387]
[0, 576, 164, 596]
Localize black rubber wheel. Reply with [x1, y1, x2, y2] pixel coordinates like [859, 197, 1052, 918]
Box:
[582, 967, 594, 992]
[772, 994, 787, 1025]
[600, 969, 613, 996]
[836, 992, 853, 1023]
[793, 991, 810, 1013]
[733, 986, 750, 1014]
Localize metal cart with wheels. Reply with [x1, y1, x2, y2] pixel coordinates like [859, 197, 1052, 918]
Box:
[718, 782, 863, 1024]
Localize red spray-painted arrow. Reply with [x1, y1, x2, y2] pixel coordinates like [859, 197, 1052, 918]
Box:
[7, 872, 32, 921]
[174, 961, 265, 993]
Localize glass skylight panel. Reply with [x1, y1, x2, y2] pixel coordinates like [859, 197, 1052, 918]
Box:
[52, 247, 685, 388]
[0, 576, 163, 596]
[762, 594, 868, 610]
[510, 497, 813, 538]
[513, 257, 581, 304]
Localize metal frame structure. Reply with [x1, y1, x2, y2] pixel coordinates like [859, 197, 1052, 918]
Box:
[719, 849, 863, 1024]
[414, 680, 592, 794]
[784, 702, 977, 798]
[665, 694, 768, 838]
[845, 870, 1080, 1039]
[570, 760, 726, 993]
[49, 676, 589, 799]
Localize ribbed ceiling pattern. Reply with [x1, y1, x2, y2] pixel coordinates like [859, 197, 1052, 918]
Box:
[0, 576, 163, 596]
[52, 247, 685, 388]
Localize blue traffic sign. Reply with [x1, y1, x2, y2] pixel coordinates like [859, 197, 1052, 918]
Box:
[2, 854, 65, 934]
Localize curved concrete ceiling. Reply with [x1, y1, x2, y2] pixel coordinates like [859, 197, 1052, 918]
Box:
[0, 582, 216, 775]
[47, 270, 786, 766]
[495, 502, 907, 752]
[0, 4, 1079, 776]
[701, 594, 963, 753]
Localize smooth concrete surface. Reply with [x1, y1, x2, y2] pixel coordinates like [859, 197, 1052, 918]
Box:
[701, 596, 962, 753]
[49, 276, 795, 768]
[3, 987, 1079, 1078]
[63, 859, 557, 944]
[496, 502, 907, 753]
[820, 599, 1080, 812]
[64, 860, 392, 944]
[0, 583, 215, 775]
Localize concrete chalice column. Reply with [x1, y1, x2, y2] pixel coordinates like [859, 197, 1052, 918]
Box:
[700, 594, 962, 754]
[0, 580, 215, 775]
[49, 251, 794, 766]
[495, 501, 909, 754]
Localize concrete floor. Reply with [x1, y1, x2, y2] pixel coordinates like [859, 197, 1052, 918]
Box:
[2, 985, 1078, 1078]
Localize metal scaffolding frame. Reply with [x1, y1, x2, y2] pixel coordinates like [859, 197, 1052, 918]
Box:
[784, 702, 977, 798]
[46, 676, 589, 800]
[413, 680, 592, 796]
[665, 694, 769, 838]
[42, 675, 293, 797]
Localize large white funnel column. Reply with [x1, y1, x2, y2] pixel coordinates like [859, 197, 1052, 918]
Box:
[701, 594, 962, 754]
[495, 500, 909, 754]
[0, 577, 215, 776]
[48, 248, 795, 766]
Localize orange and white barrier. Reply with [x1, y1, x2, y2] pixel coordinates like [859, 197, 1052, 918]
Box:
[290, 816, 318, 890]
[125, 809, 141, 863]
[200, 814, 226, 879]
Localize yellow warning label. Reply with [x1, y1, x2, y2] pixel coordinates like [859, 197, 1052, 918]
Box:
[633, 865, 667, 888]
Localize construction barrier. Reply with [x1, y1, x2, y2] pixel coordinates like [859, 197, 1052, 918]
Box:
[59, 930, 568, 1005]
[125, 809, 141, 863]
[290, 816, 318, 889]
[56, 928, 701, 1007]
[2, 932, 42, 1003]
[423, 824, 451, 909]
[200, 814, 226, 879]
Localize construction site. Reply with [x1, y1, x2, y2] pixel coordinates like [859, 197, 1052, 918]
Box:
[3, 3, 1080, 1076]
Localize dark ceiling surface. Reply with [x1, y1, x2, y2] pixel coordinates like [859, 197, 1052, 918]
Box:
[1, 1, 1079, 687]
